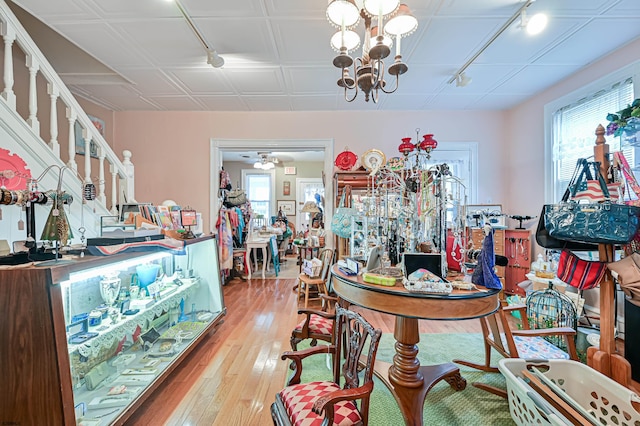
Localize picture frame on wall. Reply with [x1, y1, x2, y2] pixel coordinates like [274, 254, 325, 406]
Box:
[75, 115, 104, 158]
[277, 200, 295, 216]
[283, 180, 291, 196]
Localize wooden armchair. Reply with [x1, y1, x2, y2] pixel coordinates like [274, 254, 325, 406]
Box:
[290, 294, 337, 352]
[454, 299, 578, 398]
[272, 306, 382, 426]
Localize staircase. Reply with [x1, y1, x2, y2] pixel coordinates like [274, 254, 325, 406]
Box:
[0, 0, 134, 245]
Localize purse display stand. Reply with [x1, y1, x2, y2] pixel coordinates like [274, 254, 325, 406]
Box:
[587, 124, 637, 391]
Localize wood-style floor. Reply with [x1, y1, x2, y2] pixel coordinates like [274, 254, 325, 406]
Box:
[124, 260, 482, 426]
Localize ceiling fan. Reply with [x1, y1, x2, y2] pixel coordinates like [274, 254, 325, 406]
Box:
[253, 152, 280, 169]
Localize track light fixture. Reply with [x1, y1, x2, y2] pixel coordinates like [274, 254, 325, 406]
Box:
[207, 50, 225, 68]
[447, 0, 546, 86]
[173, 0, 225, 69]
[455, 72, 472, 87]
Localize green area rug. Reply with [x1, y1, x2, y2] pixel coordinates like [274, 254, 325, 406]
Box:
[294, 333, 516, 426]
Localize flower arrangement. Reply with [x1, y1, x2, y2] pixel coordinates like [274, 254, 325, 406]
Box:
[606, 98, 640, 137]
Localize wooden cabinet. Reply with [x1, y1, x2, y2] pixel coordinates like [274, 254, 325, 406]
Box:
[0, 236, 226, 426]
[504, 229, 532, 296]
[333, 171, 370, 259]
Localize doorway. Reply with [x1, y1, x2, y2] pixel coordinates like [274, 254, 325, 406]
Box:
[296, 178, 324, 233]
[210, 139, 334, 238]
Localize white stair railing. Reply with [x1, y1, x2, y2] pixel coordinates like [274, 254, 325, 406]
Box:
[0, 0, 135, 218]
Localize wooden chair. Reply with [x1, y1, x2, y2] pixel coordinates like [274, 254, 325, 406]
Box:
[271, 306, 382, 426]
[297, 248, 334, 308]
[290, 294, 337, 352]
[454, 299, 579, 398]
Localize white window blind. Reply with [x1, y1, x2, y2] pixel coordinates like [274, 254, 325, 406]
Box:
[552, 78, 634, 201]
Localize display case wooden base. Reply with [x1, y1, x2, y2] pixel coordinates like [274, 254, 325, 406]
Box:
[0, 235, 225, 426]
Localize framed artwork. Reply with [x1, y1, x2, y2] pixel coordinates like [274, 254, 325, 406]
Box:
[75, 115, 104, 158]
[283, 180, 291, 196]
[284, 166, 296, 175]
[277, 200, 295, 216]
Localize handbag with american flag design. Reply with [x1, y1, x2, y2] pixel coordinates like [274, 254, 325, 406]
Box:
[571, 158, 621, 203]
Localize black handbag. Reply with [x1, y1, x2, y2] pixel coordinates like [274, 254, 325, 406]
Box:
[540, 158, 640, 246]
[535, 206, 598, 251]
[544, 202, 640, 245]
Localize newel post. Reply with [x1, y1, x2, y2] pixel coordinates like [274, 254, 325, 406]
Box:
[122, 150, 136, 203]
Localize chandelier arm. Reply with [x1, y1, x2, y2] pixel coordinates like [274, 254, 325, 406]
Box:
[339, 71, 357, 90]
[369, 57, 385, 90]
[379, 73, 400, 94]
[344, 84, 358, 103]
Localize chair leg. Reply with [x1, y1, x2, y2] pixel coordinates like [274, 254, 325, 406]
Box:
[473, 382, 507, 399]
[296, 279, 303, 304]
[453, 340, 498, 372]
[290, 334, 301, 353]
[304, 282, 310, 308]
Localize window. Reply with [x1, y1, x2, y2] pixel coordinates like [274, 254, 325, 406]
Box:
[243, 170, 275, 220]
[551, 78, 634, 201]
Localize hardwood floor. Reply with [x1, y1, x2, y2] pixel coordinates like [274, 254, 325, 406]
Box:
[124, 262, 482, 426]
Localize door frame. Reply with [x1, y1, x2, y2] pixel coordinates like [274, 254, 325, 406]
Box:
[210, 138, 334, 240]
[295, 177, 324, 232]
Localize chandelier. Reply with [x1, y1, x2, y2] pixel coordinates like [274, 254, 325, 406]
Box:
[326, 0, 418, 103]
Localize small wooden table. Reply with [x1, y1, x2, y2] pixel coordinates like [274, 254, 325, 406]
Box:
[331, 266, 500, 426]
[246, 238, 270, 279]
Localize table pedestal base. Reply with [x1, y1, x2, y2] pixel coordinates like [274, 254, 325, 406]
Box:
[373, 360, 466, 426]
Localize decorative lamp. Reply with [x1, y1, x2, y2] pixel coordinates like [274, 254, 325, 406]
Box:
[418, 134, 438, 159]
[398, 137, 415, 157]
[301, 201, 321, 214]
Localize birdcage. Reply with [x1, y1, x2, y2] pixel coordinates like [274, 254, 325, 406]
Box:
[526, 284, 577, 350]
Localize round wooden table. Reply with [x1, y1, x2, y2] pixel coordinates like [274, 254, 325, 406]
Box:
[331, 266, 500, 426]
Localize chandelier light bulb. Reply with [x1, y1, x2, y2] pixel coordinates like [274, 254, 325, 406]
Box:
[363, 0, 400, 18]
[330, 30, 361, 53]
[384, 4, 418, 37]
[326, 0, 361, 28]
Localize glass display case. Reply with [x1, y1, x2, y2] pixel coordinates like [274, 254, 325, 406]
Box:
[0, 235, 225, 426]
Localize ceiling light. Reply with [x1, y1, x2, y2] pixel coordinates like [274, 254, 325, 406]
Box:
[447, 0, 545, 85]
[173, 0, 225, 69]
[327, 1, 417, 103]
[526, 13, 548, 35]
[455, 72, 472, 87]
[207, 50, 225, 68]
[254, 153, 275, 169]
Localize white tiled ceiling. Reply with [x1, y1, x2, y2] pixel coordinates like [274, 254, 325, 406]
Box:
[8, 0, 640, 112]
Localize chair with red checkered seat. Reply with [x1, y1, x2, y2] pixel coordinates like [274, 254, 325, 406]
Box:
[290, 294, 337, 353]
[271, 305, 382, 426]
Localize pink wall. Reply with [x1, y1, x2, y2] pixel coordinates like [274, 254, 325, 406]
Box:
[113, 110, 506, 231]
[505, 37, 640, 218]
